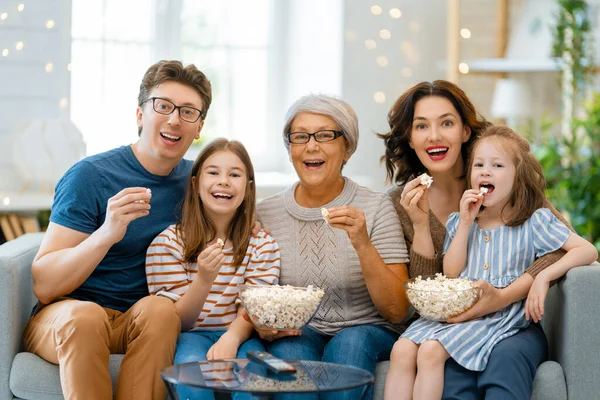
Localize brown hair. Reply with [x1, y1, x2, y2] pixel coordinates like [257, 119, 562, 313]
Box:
[176, 138, 256, 266]
[137, 60, 212, 135]
[466, 125, 546, 227]
[379, 80, 491, 185]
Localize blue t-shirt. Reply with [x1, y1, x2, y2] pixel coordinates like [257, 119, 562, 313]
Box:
[50, 145, 193, 312]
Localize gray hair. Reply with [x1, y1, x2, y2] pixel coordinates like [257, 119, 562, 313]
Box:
[282, 94, 359, 156]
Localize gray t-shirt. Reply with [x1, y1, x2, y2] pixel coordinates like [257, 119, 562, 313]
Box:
[257, 177, 409, 335]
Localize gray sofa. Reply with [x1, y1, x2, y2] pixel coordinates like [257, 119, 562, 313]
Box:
[1, 233, 598, 399]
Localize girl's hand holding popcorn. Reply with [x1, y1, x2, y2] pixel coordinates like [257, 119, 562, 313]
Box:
[459, 189, 484, 226]
[196, 242, 225, 283]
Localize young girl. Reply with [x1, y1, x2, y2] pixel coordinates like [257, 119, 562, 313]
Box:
[384, 125, 598, 400]
[146, 138, 280, 399]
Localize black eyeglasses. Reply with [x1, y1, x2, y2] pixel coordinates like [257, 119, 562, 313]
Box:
[287, 130, 344, 144]
[146, 97, 204, 123]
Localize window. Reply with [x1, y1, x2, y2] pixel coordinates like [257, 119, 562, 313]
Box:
[71, 0, 342, 175]
[71, 0, 154, 157]
[71, 0, 272, 165]
[179, 0, 271, 165]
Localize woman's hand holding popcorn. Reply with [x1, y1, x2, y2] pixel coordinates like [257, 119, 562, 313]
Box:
[325, 206, 370, 250]
[399, 176, 430, 227]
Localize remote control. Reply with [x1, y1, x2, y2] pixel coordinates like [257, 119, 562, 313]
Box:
[247, 351, 296, 374]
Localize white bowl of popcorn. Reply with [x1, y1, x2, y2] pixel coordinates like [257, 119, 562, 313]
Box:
[239, 284, 325, 332]
[404, 274, 480, 322]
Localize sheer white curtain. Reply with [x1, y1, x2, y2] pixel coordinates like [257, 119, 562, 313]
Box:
[70, 0, 342, 175]
[71, 0, 154, 157]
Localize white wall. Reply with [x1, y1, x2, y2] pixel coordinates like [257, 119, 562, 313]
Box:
[342, 0, 447, 191]
[0, 0, 72, 194]
[265, 0, 344, 178]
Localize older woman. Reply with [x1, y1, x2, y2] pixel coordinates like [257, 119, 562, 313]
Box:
[256, 94, 410, 398]
[379, 80, 570, 399]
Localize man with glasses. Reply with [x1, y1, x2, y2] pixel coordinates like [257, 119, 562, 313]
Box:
[22, 60, 211, 400]
[146, 97, 204, 124]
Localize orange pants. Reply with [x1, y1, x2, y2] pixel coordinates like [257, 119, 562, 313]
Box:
[23, 295, 180, 400]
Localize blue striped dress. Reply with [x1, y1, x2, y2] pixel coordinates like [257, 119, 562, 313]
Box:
[402, 208, 571, 371]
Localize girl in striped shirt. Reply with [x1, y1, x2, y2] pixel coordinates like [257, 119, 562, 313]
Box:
[385, 126, 597, 400]
[146, 138, 280, 398]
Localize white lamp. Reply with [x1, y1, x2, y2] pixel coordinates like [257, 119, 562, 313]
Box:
[11, 118, 86, 194]
[0, 119, 85, 213]
[490, 78, 532, 127]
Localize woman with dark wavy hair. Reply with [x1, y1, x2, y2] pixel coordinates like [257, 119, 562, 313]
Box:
[379, 80, 571, 399]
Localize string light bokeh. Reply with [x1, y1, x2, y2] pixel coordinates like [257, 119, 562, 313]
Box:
[353, 4, 474, 105]
[0, 2, 72, 112]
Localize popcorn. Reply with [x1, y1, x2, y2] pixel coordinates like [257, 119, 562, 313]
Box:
[419, 173, 433, 188]
[321, 208, 330, 224]
[216, 238, 225, 248]
[240, 285, 325, 331]
[242, 367, 316, 391]
[478, 186, 489, 198]
[135, 188, 152, 204]
[405, 274, 479, 321]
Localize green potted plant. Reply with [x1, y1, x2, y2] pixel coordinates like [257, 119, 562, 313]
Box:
[534, 0, 599, 253]
[536, 94, 600, 251]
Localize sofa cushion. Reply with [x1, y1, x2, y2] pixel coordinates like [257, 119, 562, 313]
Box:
[531, 361, 567, 400]
[10, 352, 123, 399]
[373, 361, 388, 399]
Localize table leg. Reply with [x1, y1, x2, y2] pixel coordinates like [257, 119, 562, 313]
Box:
[249, 395, 274, 400]
[164, 382, 179, 400]
[359, 383, 373, 400]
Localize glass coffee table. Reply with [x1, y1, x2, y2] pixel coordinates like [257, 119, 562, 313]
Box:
[161, 358, 374, 399]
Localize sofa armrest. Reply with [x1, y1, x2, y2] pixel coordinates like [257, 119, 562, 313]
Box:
[543, 262, 600, 400]
[0, 233, 44, 400]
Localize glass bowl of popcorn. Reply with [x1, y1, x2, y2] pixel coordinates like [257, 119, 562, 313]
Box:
[404, 274, 481, 322]
[238, 284, 325, 332]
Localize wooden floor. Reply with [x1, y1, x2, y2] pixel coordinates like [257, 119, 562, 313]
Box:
[0, 214, 40, 243]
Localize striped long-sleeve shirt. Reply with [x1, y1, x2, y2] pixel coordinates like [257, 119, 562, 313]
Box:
[146, 225, 280, 331]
